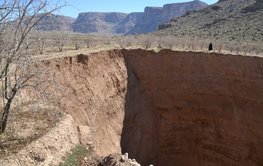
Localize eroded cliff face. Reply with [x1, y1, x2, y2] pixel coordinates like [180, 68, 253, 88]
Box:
[45, 51, 128, 157]
[122, 49, 263, 166]
[127, 0, 208, 34]
[46, 49, 263, 166]
[72, 12, 128, 34]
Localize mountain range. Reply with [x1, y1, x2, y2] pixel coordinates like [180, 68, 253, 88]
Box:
[35, 0, 208, 35]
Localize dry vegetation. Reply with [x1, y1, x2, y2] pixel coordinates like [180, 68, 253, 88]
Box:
[0, 0, 65, 160]
[0, 103, 62, 158]
[24, 32, 263, 57]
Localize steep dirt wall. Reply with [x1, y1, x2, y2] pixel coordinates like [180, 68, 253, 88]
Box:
[122, 49, 263, 166]
[45, 50, 128, 157]
[45, 49, 263, 166]
[121, 61, 160, 165]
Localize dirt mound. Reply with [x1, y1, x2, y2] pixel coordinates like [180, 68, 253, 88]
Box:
[44, 49, 263, 166]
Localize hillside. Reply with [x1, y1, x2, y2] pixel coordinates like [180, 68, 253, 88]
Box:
[156, 0, 263, 43]
[71, 0, 207, 34]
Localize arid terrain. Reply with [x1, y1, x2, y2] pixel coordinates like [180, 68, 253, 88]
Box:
[1, 0, 263, 166]
[1, 48, 263, 166]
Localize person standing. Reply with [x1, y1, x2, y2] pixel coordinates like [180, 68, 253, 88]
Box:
[208, 43, 213, 51]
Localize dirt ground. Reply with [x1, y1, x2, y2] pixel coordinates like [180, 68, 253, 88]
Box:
[0, 101, 62, 158]
[0, 114, 79, 166]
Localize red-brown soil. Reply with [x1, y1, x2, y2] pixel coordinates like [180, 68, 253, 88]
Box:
[44, 49, 263, 166]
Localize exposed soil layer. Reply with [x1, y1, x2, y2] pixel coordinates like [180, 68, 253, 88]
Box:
[46, 49, 263, 166]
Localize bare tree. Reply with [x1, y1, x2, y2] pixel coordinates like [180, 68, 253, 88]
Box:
[118, 37, 126, 48]
[217, 42, 223, 53]
[199, 40, 206, 51]
[103, 37, 112, 46]
[253, 44, 262, 55]
[140, 36, 152, 49]
[242, 42, 249, 56]
[235, 45, 240, 54]
[225, 42, 233, 53]
[163, 36, 174, 50]
[24, 35, 34, 53]
[117, 36, 133, 49]
[36, 33, 46, 54]
[0, 0, 64, 133]
[71, 34, 82, 50]
[190, 39, 197, 51]
[180, 38, 187, 50]
[55, 31, 67, 52]
[57, 40, 64, 52]
[84, 37, 91, 48]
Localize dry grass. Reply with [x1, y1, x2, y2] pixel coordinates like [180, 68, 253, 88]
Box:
[0, 99, 63, 158]
[33, 37, 263, 62]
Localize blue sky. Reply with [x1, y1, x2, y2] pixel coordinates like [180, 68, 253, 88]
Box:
[59, 0, 218, 18]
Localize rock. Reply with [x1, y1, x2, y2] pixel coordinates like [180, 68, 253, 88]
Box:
[101, 153, 141, 166]
[101, 154, 121, 165]
[77, 125, 92, 146]
[87, 141, 93, 145]
[121, 152, 128, 162]
[130, 161, 140, 166]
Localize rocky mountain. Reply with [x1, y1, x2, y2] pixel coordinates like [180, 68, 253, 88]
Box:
[71, 0, 208, 34]
[128, 0, 208, 34]
[156, 0, 263, 42]
[115, 12, 144, 34]
[35, 13, 75, 31]
[72, 12, 128, 34]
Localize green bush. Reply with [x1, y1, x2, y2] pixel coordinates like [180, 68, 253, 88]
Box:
[60, 144, 89, 166]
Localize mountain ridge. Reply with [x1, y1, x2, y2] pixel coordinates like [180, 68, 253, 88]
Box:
[34, 13, 75, 31]
[39, 0, 207, 34]
[35, 0, 209, 35]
